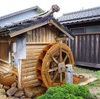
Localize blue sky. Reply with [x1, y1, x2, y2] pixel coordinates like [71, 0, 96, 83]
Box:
[0, 0, 100, 17]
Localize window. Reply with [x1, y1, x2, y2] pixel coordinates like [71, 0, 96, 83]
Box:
[86, 26, 100, 33]
[71, 28, 85, 34]
[71, 26, 100, 35]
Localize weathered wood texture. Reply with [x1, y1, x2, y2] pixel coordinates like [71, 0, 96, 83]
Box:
[68, 34, 100, 68]
[0, 37, 10, 61]
[36, 43, 74, 88]
[21, 44, 52, 88]
[0, 26, 58, 88]
[21, 26, 58, 88]
[0, 61, 11, 74]
[26, 26, 57, 42]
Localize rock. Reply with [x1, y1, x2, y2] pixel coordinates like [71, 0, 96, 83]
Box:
[20, 98, 31, 99]
[0, 94, 7, 99]
[0, 88, 5, 95]
[24, 88, 36, 98]
[11, 82, 17, 87]
[4, 86, 10, 90]
[7, 87, 18, 96]
[79, 75, 84, 79]
[19, 96, 26, 99]
[14, 90, 24, 97]
[7, 96, 19, 99]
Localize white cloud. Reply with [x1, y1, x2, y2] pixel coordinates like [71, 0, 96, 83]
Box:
[0, 0, 100, 17]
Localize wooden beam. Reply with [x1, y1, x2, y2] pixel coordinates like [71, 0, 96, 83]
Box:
[0, 59, 10, 64]
[26, 42, 55, 45]
[49, 20, 74, 40]
[10, 21, 48, 37]
[18, 60, 22, 89]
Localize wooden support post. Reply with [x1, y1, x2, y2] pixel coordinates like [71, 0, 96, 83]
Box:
[18, 59, 22, 89]
[9, 41, 11, 64]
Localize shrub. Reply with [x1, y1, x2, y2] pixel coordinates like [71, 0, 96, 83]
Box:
[76, 85, 91, 99]
[46, 86, 62, 95]
[61, 83, 78, 95]
[52, 91, 65, 99]
[37, 94, 52, 99]
[37, 83, 94, 99]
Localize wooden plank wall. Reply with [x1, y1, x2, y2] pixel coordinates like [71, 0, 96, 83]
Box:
[68, 34, 100, 68]
[21, 26, 58, 88]
[21, 44, 47, 87]
[26, 26, 57, 42]
[0, 61, 11, 75]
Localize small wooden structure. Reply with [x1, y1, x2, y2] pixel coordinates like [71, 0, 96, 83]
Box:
[0, 5, 74, 89]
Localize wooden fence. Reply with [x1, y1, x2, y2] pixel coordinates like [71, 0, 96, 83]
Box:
[68, 34, 100, 68]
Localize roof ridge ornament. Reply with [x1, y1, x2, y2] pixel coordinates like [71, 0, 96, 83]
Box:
[39, 4, 60, 18]
[1, 5, 60, 29]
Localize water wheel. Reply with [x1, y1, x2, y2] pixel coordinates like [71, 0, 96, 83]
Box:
[36, 43, 74, 88]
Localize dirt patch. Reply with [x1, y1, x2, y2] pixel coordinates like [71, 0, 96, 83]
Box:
[89, 87, 100, 98]
[74, 66, 100, 99]
[86, 80, 100, 99]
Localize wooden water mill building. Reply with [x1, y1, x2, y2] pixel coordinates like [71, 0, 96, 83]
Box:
[0, 5, 74, 90]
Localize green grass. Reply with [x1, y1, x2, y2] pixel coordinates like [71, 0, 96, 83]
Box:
[88, 82, 97, 86]
[74, 66, 97, 78]
[96, 71, 100, 80]
[96, 92, 100, 95]
[87, 79, 100, 87]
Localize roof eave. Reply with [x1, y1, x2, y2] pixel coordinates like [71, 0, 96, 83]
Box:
[9, 18, 74, 40]
[49, 19, 74, 40]
[9, 21, 48, 37]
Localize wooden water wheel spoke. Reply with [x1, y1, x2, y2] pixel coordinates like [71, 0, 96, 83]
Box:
[68, 55, 71, 63]
[60, 47, 63, 62]
[63, 55, 68, 62]
[62, 49, 67, 54]
[48, 67, 58, 72]
[36, 43, 74, 88]
[52, 56, 59, 64]
[51, 72, 58, 85]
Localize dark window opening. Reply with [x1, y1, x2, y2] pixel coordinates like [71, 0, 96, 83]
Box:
[86, 26, 100, 33]
[71, 26, 100, 35]
[71, 28, 85, 34]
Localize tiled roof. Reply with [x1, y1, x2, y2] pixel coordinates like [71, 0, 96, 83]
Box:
[0, 6, 43, 21]
[58, 6, 100, 25]
[0, 15, 74, 39]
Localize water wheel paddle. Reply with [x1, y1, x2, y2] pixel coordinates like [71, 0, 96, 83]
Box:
[36, 43, 74, 88]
